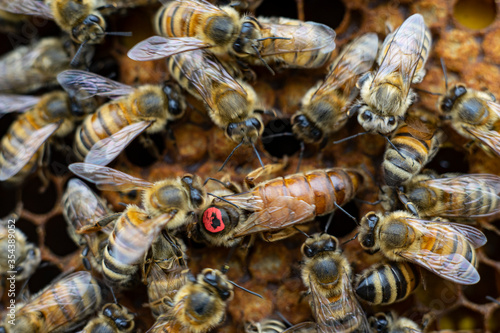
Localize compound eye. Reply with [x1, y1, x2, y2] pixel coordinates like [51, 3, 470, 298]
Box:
[442, 98, 453, 112]
[455, 85, 467, 97]
[362, 235, 374, 248]
[250, 118, 261, 130]
[324, 238, 337, 251]
[294, 114, 309, 127]
[303, 245, 314, 258]
[226, 123, 238, 136]
[362, 110, 373, 121]
[86, 14, 101, 24]
[168, 99, 182, 115]
[387, 116, 396, 126]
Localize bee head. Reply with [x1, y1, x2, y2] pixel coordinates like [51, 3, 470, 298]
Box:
[301, 233, 338, 258]
[163, 84, 186, 120]
[357, 107, 398, 135]
[72, 14, 106, 44]
[369, 313, 392, 333]
[225, 117, 263, 144]
[232, 17, 262, 57]
[181, 175, 206, 208]
[102, 304, 135, 332]
[291, 113, 324, 144]
[440, 84, 467, 112]
[201, 269, 234, 301]
[359, 212, 380, 251]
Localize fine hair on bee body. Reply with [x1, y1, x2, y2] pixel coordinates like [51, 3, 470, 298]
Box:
[81, 303, 135, 333]
[369, 312, 422, 333]
[355, 261, 420, 305]
[291, 32, 379, 144]
[0, 271, 103, 333]
[57, 69, 186, 165]
[358, 210, 487, 285]
[353, 13, 432, 135]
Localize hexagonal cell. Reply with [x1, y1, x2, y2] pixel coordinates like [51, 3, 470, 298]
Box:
[21, 177, 57, 214]
[44, 215, 79, 256]
[262, 119, 301, 158]
[481, 229, 500, 262]
[125, 132, 165, 168]
[425, 147, 469, 174]
[463, 263, 499, 305]
[438, 307, 484, 330]
[304, 0, 346, 28]
[16, 218, 38, 245]
[0, 185, 18, 218]
[453, 0, 497, 30]
[27, 264, 61, 294]
[323, 201, 359, 238]
[256, 0, 299, 19]
[488, 303, 500, 331]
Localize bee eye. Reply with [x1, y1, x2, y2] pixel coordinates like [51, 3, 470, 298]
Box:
[168, 99, 182, 115]
[249, 118, 261, 130]
[304, 246, 315, 257]
[324, 238, 337, 251]
[362, 235, 374, 248]
[85, 14, 101, 24]
[442, 98, 454, 112]
[362, 110, 373, 121]
[455, 85, 467, 97]
[116, 319, 132, 329]
[387, 116, 396, 126]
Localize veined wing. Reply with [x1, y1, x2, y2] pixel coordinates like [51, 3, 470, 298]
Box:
[0, 0, 53, 19]
[128, 36, 212, 61]
[0, 94, 40, 116]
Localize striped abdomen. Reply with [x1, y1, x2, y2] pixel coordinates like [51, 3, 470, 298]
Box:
[74, 101, 133, 160]
[154, 2, 208, 38]
[102, 207, 149, 288]
[355, 262, 420, 305]
[316, 291, 360, 332]
[166, 51, 205, 100]
[257, 168, 363, 216]
[383, 124, 441, 187]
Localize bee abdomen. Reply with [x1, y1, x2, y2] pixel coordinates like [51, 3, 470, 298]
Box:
[355, 262, 419, 305]
[155, 2, 199, 38]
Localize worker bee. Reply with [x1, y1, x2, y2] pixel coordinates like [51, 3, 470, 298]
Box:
[0, 271, 103, 333]
[299, 233, 370, 332]
[199, 167, 364, 243]
[147, 233, 188, 318]
[147, 268, 234, 333]
[0, 214, 41, 281]
[0, 37, 78, 94]
[355, 262, 420, 305]
[439, 84, 500, 157]
[0, 91, 95, 184]
[233, 16, 336, 72]
[58, 70, 186, 165]
[352, 14, 431, 135]
[382, 114, 445, 187]
[381, 171, 500, 219]
[291, 33, 379, 144]
[245, 319, 287, 333]
[369, 312, 421, 333]
[81, 303, 135, 333]
[69, 163, 207, 230]
[358, 210, 487, 285]
[216, 0, 264, 12]
[62, 178, 115, 272]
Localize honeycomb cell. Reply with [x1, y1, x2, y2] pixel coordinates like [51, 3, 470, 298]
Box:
[303, 0, 346, 28]
[261, 119, 301, 158]
[453, 0, 497, 30]
[21, 178, 57, 214]
[16, 218, 38, 245]
[438, 307, 484, 330]
[255, 0, 299, 19]
[483, 27, 500, 64]
[44, 215, 79, 256]
[425, 147, 469, 174]
[27, 264, 61, 294]
[435, 30, 481, 72]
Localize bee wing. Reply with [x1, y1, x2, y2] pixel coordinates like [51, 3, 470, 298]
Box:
[260, 21, 336, 56]
[57, 70, 135, 100]
[420, 174, 500, 217]
[282, 322, 320, 332]
[84, 121, 153, 166]
[398, 217, 481, 285]
[228, 195, 316, 237]
[404, 116, 437, 140]
[160, 0, 223, 14]
[0, 0, 53, 19]
[113, 212, 178, 265]
[371, 14, 426, 97]
[464, 126, 500, 158]
[127, 36, 212, 61]
[0, 122, 59, 181]
[422, 218, 487, 248]
[19, 272, 100, 329]
[0, 94, 40, 116]
[68, 162, 153, 191]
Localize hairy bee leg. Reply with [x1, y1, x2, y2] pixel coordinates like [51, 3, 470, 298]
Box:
[77, 213, 122, 234]
[396, 189, 420, 217]
[244, 157, 289, 189]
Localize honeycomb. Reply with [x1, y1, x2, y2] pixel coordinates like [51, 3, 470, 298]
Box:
[0, 0, 499, 332]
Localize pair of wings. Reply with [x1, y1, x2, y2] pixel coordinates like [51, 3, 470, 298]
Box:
[58, 69, 155, 165]
[396, 216, 486, 285]
[313, 32, 379, 104]
[407, 173, 500, 218]
[17, 271, 101, 333]
[371, 14, 427, 100]
[283, 274, 370, 333]
[463, 100, 500, 157]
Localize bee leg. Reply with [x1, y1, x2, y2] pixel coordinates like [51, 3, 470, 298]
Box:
[396, 188, 419, 217]
[81, 246, 91, 271]
[295, 0, 305, 21]
[37, 143, 51, 193]
[245, 157, 288, 189]
[235, 59, 257, 82]
[77, 213, 122, 234]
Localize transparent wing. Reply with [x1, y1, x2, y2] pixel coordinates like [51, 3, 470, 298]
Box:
[84, 121, 153, 166]
[260, 21, 336, 56]
[487, 100, 500, 118]
[127, 36, 212, 61]
[68, 163, 153, 191]
[0, 95, 40, 116]
[424, 217, 487, 248]
[57, 70, 134, 100]
[371, 14, 426, 99]
[418, 174, 500, 217]
[159, 0, 223, 14]
[113, 212, 178, 265]
[398, 217, 481, 285]
[229, 195, 316, 237]
[0, 0, 53, 19]
[465, 126, 500, 158]
[171, 50, 247, 112]
[0, 122, 59, 181]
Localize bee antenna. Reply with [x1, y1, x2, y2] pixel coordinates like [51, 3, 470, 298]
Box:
[333, 131, 369, 144]
[384, 136, 406, 160]
[334, 202, 358, 224]
[354, 198, 382, 205]
[228, 280, 264, 299]
[118, 202, 128, 207]
[207, 193, 240, 209]
[276, 311, 293, 327]
[252, 45, 275, 75]
[252, 142, 265, 169]
[108, 286, 118, 304]
[341, 233, 359, 246]
[256, 36, 292, 42]
[413, 87, 442, 96]
[219, 140, 244, 171]
[296, 141, 304, 173]
[294, 226, 310, 238]
[203, 177, 226, 187]
[486, 296, 500, 305]
[440, 58, 449, 91]
[70, 40, 88, 67]
[263, 132, 295, 140]
[104, 31, 133, 37]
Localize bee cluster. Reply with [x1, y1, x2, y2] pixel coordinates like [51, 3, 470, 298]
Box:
[0, 0, 499, 332]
